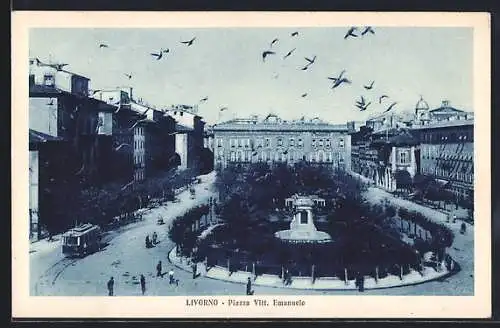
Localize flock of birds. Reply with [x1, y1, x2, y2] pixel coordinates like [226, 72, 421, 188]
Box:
[97, 27, 399, 116]
[259, 26, 399, 115]
[35, 26, 402, 129]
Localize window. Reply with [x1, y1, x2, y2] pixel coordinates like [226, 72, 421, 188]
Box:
[290, 138, 295, 147]
[400, 151, 408, 164]
[277, 138, 283, 147]
[339, 139, 345, 148]
[265, 138, 271, 147]
[230, 139, 235, 148]
[43, 74, 55, 86]
[327, 152, 332, 162]
[238, 139, 242, 148]
[298, 138, 303, 147]
[319, 139, 324, 147]
[245, 139, 250, 148]
[257, 139, 263, 148]
[312, 139, 316, 147]
[217, 138, 223, 147]
[180, 112, 183, 116]
[300, 211, 308, 224]
[325, 139, 331, 148]
[230, 151, 236, 162]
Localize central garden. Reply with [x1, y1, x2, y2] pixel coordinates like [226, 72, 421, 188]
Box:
[169, 162, 455, 282]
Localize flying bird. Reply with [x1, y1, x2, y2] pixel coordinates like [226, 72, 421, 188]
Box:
[262, 50, 276, 62]
[219, 107, 228, 111]
[270, 38, 279, 47]
[304, 55, 317, 65]
[99, 43, 109, 48]
[328, 70, 351, 89]
[199, 97, 208, 103]
[272, 73, 279, 79]
[384, 102, 398, 113]
[124, 73, 132, 79]
[364, 81, 375, 90]
[344, 27, 359, 39]
[291, 31, 299, 37]
[46, 99, 54, 106]
[151, 51, 165, 60]
[89, 89, 102, 96]
[356, 102, 371, 111]
[301, 93, 308, 98]
[49, 63, 68, 71]
[283, 48, 296, 59]
[379, 95, 389, 104]
[355, 96, 371, 111]
[181, 37, 196, 46]
[361, 26, 375, 36]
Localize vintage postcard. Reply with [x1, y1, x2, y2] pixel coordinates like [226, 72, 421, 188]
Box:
[12, 11, 491, 318]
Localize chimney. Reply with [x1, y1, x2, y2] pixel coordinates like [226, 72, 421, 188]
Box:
[442, 100, 450, 107]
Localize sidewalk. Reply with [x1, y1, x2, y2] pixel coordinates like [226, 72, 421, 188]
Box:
[348, 171, 472, 222]
[168, 247, 453, 291]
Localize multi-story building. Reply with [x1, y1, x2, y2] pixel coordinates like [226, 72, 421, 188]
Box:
[212, 114, 351, 171]
[29, 59, 119, 238]
[414, 98, 473, 126]
[94, 88, 177, 182]
[411, 119, 474, 202]
[166, 104, 206, 171]
[370, 128, 420, 192]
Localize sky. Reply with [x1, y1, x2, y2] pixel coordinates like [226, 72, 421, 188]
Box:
[29, 27, 473, 125]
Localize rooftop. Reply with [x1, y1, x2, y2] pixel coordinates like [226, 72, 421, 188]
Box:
[411, 119, 474, 130]
[213, 115, 348, 132]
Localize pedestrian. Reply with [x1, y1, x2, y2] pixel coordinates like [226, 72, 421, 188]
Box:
[140, 274, 146, 295]
[452, 214, 457, 223]
[145, 235, 151, 248]
[107, 276, 114, 296]
[359, 274, 365, 292]
[169, 269, 175, 284]
[156, 260, 162, 277]
[192, 263, 197, 279]
[152, 232, 158, 245]
[246, 277, 254, 295]
[460, 222, 467, 234]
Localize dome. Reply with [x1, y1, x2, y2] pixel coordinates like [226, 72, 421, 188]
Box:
[415, 96, 429, 111]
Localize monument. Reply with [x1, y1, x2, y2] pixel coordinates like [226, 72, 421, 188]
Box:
[274, 194, 332, 243]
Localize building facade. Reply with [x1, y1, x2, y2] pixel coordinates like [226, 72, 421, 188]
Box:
[350, 126, 419, 192]
[212, 114, 351, 171]
[411, 120, 474, 202]
[167, 104, 206, 171]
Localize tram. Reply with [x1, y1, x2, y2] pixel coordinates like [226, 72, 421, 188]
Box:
[62, 223, 102, 257]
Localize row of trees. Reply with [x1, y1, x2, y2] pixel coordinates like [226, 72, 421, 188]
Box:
[43, 168, 200, 234]
[168, 204, 210, 257]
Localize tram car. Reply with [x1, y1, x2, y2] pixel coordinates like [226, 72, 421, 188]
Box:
[62, 223, 102, 257]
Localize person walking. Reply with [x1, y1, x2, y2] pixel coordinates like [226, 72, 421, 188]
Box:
[169, 269, 175, 284]
[246, 277, 254, 295]
[156, 260, 162, 277]
[145, 235, 151, 248]
[152, 232, 158, 245]
[192, 263, 197, 279]
[107, 276, 114, 296]
[140, 274, 146, 295]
